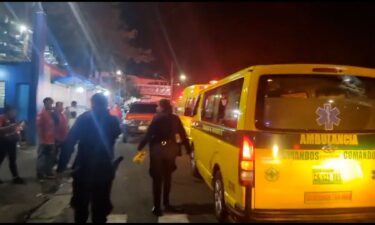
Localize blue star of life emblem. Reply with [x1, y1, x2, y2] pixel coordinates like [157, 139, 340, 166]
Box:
[316, 103, 341, 131]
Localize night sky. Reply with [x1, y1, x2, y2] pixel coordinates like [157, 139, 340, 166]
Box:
[122, 2, 375, 84]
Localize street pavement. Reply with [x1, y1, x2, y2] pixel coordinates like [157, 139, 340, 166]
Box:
[3, 138, 373, 223]
[0, 146, 61, 223]
[26, 137, 219, 223]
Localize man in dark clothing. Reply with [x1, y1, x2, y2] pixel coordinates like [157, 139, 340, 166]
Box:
[137, 99, 191, 216]
[0, 106, 25, 184]
[57, 93, 121, 223]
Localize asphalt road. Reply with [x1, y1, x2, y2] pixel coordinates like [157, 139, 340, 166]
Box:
[3, 139, 375, 223]
[0, 147, 61, 223]
[54, 137, 218, 223]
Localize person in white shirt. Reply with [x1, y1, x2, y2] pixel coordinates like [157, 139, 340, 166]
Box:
[67, 101, 87, 128]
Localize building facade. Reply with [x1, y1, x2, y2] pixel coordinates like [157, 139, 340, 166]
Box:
[0, 4, 105, 144]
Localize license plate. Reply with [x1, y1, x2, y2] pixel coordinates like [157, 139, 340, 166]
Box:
[138, 126, 147, 131]
[313, 169, 342, 184]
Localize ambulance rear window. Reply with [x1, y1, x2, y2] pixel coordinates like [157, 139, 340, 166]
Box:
[255, 75, 375, 132]
[129, 103, 157, 114]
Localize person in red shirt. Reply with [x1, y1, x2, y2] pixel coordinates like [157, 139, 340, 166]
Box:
[0, 105, 25, 184]
[36, 97, 57, 180]
[53, 102, 69, 168]
[110, 104, 122, 121]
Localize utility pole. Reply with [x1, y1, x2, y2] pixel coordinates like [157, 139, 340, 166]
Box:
[29, 2, 46, 145]
[170, 61, 174, 100]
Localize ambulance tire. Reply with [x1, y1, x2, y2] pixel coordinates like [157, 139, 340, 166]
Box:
[213, 170, 228, 223]
[190, 148, 201, 178]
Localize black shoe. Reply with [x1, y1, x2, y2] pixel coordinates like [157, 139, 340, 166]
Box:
[164, 205, 184, 213]
[13, 177, 26, 184]
[152, 207, 163, 217]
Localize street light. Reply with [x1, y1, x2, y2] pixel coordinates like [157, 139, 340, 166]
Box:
[76, 86, 85, 93]
[180, 74, 187, 81]
[19, 24, 28, 33]
[116, 70, 122, 75]
[104, 90, 110, 96]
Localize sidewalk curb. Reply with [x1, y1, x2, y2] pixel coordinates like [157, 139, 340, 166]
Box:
[18, 144, 37, 151]
[26, 181, 72, 223]
[23, 198, 50, 223]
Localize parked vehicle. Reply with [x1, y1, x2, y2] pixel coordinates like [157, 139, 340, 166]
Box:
[121, 102, 157, 143]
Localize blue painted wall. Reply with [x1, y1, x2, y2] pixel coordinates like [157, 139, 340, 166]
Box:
[0, 62, 36, 144]
[0, 62, 32, 113]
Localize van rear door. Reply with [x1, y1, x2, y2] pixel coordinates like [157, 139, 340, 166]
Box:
[253, 74, 375, 210]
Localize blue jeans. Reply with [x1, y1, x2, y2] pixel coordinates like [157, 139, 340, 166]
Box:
[37, 144, 57, 177]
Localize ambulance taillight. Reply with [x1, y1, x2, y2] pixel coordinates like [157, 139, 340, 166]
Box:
[239, 136, 254, 187]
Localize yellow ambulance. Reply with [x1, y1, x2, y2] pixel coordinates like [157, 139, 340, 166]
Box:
[189, 64, 375, 222]
[175, 84, 209, 177]
[175, 84, 208, 139]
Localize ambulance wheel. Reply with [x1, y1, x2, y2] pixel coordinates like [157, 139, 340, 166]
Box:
[190, 148, 201, 178]
[213, 170, 228, 222]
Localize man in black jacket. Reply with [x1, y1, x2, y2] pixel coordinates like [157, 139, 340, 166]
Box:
[57, 94, 121, 223]
[137, 99, 191, 216]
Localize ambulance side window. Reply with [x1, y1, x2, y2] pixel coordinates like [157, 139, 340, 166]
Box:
[184, 97, 195, 117]
[201, 88, 220, 123]
[193, 95, 201, 116]
[217, 78, 244, 128]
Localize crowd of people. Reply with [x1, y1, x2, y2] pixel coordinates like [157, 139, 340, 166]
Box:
[0, 94, 190, 223]
[0, 99, 83, 182]
[36, 98, 70, 180]
[0, 95, 126, 222]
